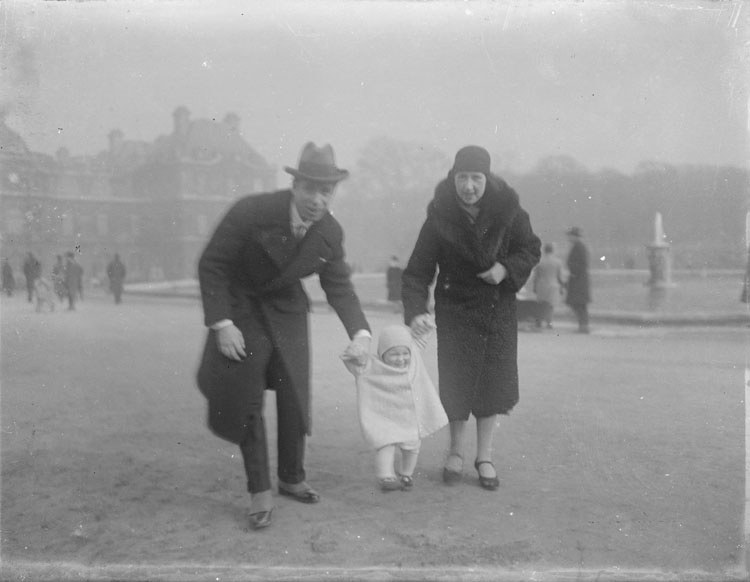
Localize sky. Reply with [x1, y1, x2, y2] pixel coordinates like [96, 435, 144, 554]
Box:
[2, 0, 748, 176]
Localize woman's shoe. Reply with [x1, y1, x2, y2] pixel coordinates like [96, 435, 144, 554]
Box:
[474, 459, 499, 491]
[442, 453, 463, 485]
[379, 477, 402, 492]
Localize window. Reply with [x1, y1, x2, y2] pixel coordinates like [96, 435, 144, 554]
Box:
[131, 215, 140, 236]
[62, 213, 74, 236]
[197, 214, 208, 236]
[6, 209, 24, 235]
[97, 213, 108, 235]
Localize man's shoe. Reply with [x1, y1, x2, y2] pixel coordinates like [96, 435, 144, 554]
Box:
[248, 508, 273, 530]
[379, 477, 402, 492]
[278, 483, 320, 504]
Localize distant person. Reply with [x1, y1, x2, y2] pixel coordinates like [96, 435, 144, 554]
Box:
[64, 252, 84, 311]
[532, 242, 565, 329]
[33, 276, 55, 313]
[2, 258, 15, 297]
[51, 255, 67, 302]
[385, 255, 403, 310]
[741, 246, 750, 303]
[402, 145, 541, 491]
[106, 253, 127, 304]
[341, 322, 447, 493]
[22, 252, 41, 302]
[564, 227, 591, 333]
[196, 142, 371, 530]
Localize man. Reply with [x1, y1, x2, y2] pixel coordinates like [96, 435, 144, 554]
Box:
[22, 252, 41, 302]
[564, 227, 591, 333]
[2, 257, 15, 297]
[106, 253, 127, 304]
[385, 255, 403, 311]
[64, 252, 83, 311]
[197, 142, 371, 530]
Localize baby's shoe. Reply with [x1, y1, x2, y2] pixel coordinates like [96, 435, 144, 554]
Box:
[398, 474, 414, 491]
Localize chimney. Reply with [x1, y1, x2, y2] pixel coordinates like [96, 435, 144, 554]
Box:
[56, 147, 70, 164]
[173, 106, 191, 137]
[108, 129, 124, 154]
[223, 113, 240, 134]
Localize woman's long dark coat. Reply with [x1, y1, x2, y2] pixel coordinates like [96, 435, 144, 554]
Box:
[402, 174, 541, 419]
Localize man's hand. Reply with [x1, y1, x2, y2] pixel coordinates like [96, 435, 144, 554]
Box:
[477, 262, 507, 285]
[216, 324, 246, 361]
[343, 334, 371, 365]
[409, 313, 436, 336]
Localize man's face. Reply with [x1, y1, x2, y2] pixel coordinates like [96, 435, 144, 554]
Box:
[292, 179, 337, 222]
[454, 171, 486, 206]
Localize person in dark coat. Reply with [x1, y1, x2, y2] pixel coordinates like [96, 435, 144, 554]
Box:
[740, 245, 750, 303]
[197, 142, 371, 530]
[402, 146, 541, 491]
[385, 255, 403, 307]
[106, 253, 127, 304]
[564, 227, 591, 333]
[63, 252, 83, 311]
[2, 258, 15, 297]
[22, 252, 41, 302]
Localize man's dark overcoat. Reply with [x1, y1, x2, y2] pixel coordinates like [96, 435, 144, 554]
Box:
[197, 190, 368, 444]
[107, 258, 126, 293]
[402, 174, 540, 419]
[565, 239, 591, 306]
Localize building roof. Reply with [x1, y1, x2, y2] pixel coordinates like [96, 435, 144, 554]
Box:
[0, 120, 30, 156]
[152, 110, 271, 171]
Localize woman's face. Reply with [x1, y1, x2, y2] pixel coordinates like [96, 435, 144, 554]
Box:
[454, 171, 487, 206]
[382, 346, 411, 368]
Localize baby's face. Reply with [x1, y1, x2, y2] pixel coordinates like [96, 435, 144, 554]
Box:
[382, 346, 411, 368]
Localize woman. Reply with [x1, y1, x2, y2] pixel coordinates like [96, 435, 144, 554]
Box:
[532, 242, 566, 329]
[402, 146, 541, 491]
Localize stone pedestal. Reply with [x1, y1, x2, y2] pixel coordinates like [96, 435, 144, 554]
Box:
[646, 244, 675, 311]
[646, 244, 674, 288]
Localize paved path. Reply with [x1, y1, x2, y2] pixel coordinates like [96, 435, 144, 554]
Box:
[0, 294, 747, 581]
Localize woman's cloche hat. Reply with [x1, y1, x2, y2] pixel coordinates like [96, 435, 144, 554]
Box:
[284, 142, 350, 183]
[452, 145, 491, 176]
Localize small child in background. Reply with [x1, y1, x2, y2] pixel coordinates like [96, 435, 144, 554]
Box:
[34, 276, 55, 313]
[341, 320, 448, 492]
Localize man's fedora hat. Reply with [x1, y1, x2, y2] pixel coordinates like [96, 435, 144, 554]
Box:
[284, 142, 349, 183]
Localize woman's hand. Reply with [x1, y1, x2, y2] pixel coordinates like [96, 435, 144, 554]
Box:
[216, 324, 247, 361]
[477, 262, 507, 285]
[410, 313, 436, 336]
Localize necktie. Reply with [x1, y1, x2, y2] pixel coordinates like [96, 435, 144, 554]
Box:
[294, 224, 308, 239]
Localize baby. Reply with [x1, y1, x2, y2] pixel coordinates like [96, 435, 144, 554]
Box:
[341, 322, 447, 492]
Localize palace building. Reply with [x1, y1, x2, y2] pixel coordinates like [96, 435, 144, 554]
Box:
[0, 106, 276, 284]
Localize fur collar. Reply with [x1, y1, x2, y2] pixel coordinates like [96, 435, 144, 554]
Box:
[428, 173, 521, 270]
